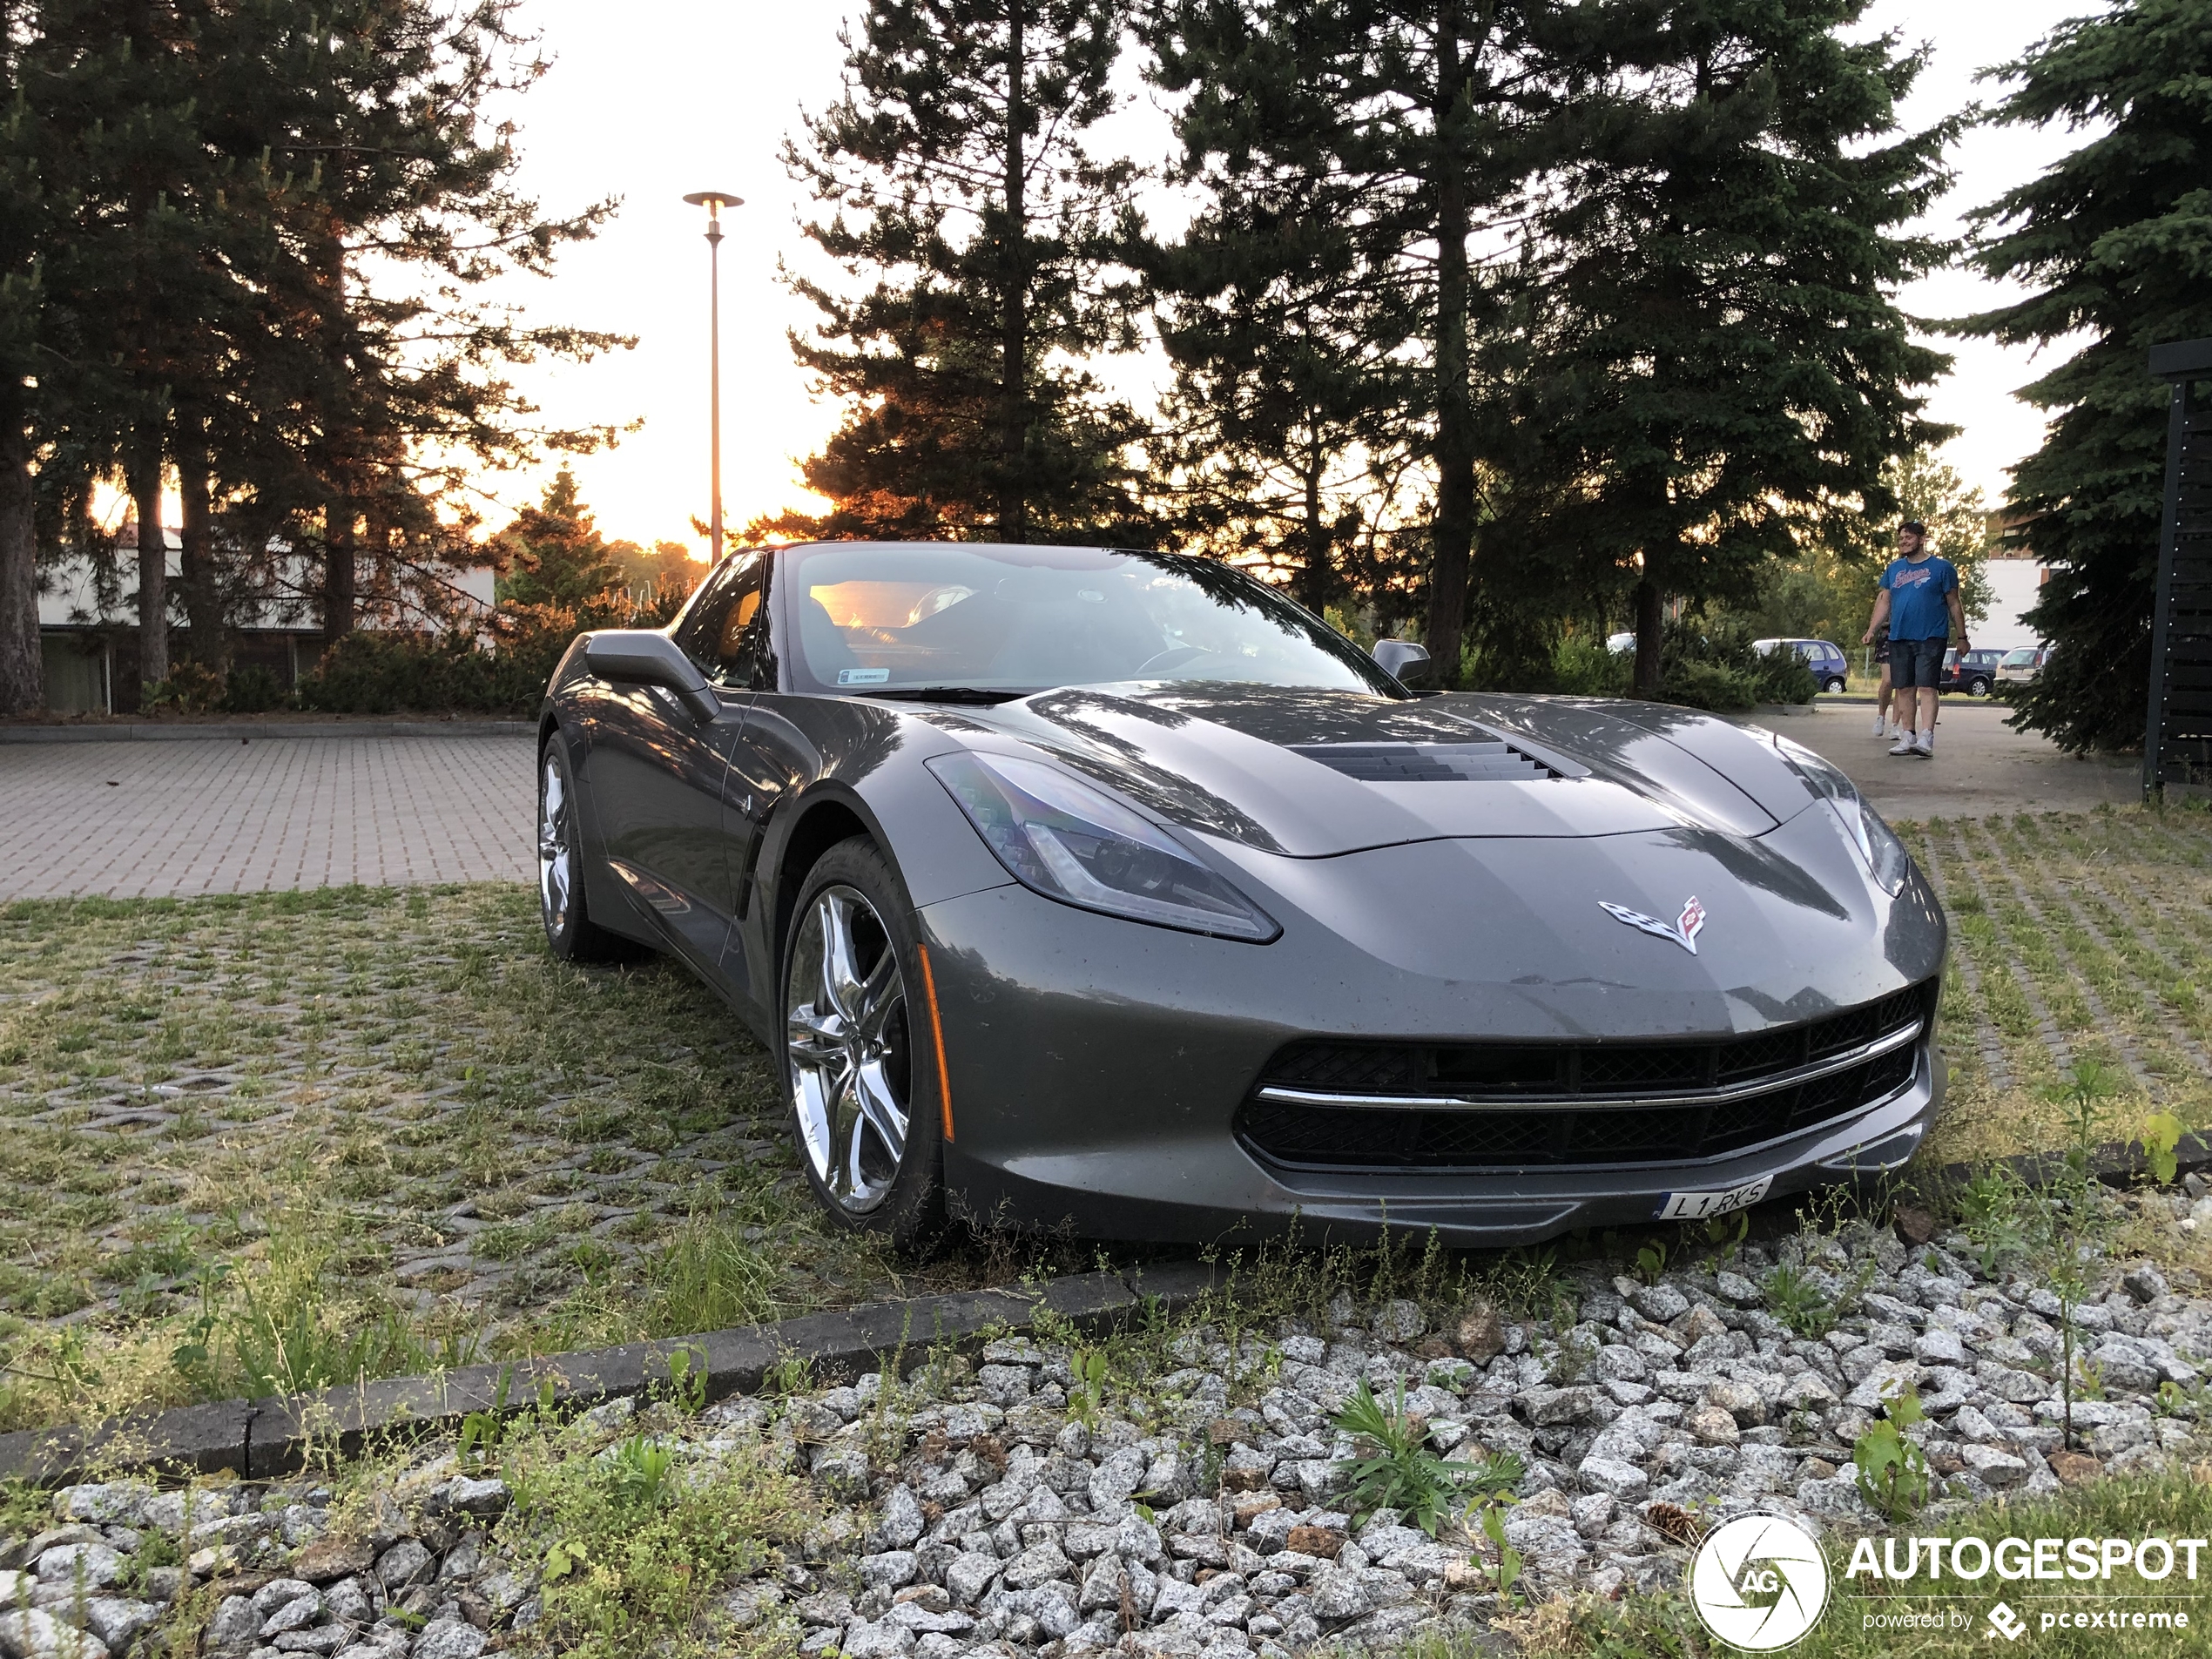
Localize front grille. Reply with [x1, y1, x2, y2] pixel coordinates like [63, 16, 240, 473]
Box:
[1238, 981, 1934, 1171]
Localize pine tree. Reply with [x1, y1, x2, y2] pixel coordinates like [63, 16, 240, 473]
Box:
[17, 0, 236, 691]
[1143, 134, 1416, 615]
[1953, 0, 2212, 754]
[0, 2, 45, 712]
[1514, 0, 1954, 698]
[2, 0, 629, 702]
[496, 467, 625, 609]
[771, 0, 1148, 544]
[1149, 0, 1568, 682]
[245, 0, 630, 644]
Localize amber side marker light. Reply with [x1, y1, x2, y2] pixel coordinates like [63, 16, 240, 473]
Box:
[917, 942, 954, 1142]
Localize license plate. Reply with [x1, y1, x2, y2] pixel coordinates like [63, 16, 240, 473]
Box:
[1656, 1176, 1772, 1222]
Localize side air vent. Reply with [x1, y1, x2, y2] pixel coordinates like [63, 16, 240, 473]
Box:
[1290, 740, 1555, 783]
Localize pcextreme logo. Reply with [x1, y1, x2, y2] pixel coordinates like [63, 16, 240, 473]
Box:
[1690, 1513, 1831, 1650]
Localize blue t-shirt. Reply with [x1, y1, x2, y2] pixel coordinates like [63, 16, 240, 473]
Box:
[1881, 555, 1958, 641]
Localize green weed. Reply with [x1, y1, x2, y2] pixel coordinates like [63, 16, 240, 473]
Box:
[1954, 1163, 2032, 1277]
[2141, 1109, 2184, 1185]
[1069, 1347, 1109, 1428]
[1474, 1498, 1524, 1606]
[1761, 1263, 1838, 1340]
[1332, 1378, 1508, 1536]
[608, 1435, 676, 1509]
[1851, 1384, 1929, 1521]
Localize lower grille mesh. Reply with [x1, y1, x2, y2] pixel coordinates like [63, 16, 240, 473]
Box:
[1238, 983, 1932, 1171]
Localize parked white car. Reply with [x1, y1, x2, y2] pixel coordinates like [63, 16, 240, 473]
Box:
[1997, 646, 2051, 685]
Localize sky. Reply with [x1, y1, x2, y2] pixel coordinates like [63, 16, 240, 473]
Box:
[481, 0, 2096, 559]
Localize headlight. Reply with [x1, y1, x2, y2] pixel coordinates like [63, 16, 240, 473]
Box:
[1770, 734, 1913, 895]
[928, 752, 1280, 941]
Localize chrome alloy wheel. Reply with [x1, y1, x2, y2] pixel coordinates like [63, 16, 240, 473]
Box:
[538, 751, 575, 937]
[786, 887, 913, 1213]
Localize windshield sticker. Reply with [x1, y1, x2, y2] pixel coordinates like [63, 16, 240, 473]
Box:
[837, 668, 892, 685]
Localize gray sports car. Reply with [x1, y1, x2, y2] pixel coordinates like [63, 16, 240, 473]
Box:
[537, 541, 1946, 1245]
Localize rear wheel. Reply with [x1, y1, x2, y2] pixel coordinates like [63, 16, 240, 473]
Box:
[1969, 675, 1992, 697]
[781, 838, 942, 1242]
[1823, 676, 1845, 694]
[538, 737, 640, 963]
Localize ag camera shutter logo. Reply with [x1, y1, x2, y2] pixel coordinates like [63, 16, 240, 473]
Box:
[1689, 1513, 1831, 1650]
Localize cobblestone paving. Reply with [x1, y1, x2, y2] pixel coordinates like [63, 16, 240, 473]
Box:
[0, 738, 535, 899]
[0, 885, 987, 1433]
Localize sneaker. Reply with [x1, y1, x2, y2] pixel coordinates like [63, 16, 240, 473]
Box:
[1872, 715, 1889, 737]
[1890, 735, 1919, 756]
[1913, 732, 1934, 757]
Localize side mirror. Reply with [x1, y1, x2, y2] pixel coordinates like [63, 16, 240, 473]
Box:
[584, 631, 722, 722]
[1372, 638, 1432, 686]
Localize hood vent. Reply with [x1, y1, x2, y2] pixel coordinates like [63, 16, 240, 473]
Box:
[1290, 740, 1556, 783]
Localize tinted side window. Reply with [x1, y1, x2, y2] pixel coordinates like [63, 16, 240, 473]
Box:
[674, 555, 770, 687]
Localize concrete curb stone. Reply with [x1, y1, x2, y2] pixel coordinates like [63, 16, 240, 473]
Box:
[0, 1263, 1217, 1488]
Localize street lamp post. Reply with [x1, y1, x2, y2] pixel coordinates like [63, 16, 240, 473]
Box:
[683, 190, 744, 563]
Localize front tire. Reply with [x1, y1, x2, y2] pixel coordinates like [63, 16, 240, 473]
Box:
[1823, 677, 1845, 694]
[1969, 675, 1992, 697]
[538, 736, 637, 964]
[781, 837, 943, 1242]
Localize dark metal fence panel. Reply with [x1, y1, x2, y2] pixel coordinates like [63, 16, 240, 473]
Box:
[2146, 340, 2212, 794]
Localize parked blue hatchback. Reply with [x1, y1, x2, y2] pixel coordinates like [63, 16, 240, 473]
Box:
[1754, 637, 1851, 694]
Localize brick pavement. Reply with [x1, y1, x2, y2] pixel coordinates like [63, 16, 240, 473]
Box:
[0, 703, 2139, 902]
[1741, 701, 2141, 821]
[0, 736, 535, 898]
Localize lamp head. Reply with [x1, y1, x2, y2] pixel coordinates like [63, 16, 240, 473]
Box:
[683, 191, 745, 214]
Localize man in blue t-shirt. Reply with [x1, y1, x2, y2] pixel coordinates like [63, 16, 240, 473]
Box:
[1862, 520, 1967, 758]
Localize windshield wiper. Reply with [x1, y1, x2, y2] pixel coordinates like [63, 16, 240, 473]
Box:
[852, 685, 1031, 705]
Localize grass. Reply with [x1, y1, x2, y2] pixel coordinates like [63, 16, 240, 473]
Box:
[5, 802, 2212, 1434]
[500, 1407, 813, 1659]
[1489, 1471, 2212, 1659]
[1898, 804, 2212, 1166]
[0, 885, 1063, 1433]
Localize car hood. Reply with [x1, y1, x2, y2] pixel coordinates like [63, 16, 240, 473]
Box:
[940, 683, 1822, 857]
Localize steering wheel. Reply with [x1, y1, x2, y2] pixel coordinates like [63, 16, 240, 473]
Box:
[1135, 644, 1211, 674]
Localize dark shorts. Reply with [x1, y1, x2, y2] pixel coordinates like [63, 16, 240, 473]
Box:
[1871, 631, 1891, 666]
[1891, 636, 1948, 690]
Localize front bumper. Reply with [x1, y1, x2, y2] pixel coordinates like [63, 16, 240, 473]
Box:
[943, 1041, 1941, 1246]
[916, 819, 1947, 1248]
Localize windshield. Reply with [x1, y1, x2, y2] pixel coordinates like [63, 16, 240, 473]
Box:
[2002, 649, 2037, 666]
[778, 543, 1400, 697]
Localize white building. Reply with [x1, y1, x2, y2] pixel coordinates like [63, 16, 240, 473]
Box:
[37, 524, 496, 713]
[1978, 558, 2050, 653]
